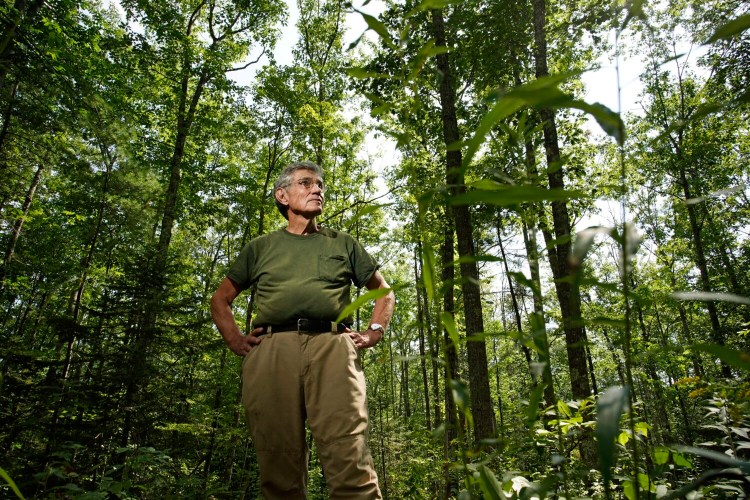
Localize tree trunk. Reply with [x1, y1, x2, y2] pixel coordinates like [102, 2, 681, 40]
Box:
[0, 162, 43, 291]
[676, 164, 730, 377]
[440, 217, 458, 498]
[431, 7, 495, 444]
[531, 0, 592, 403]
[415, 244, 432, 431]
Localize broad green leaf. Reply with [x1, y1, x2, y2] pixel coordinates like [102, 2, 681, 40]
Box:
[637, 473, 653, 492]
[557, 400, 572, 418]
[476, 465, 504, 500]
[449, 186, 585, 207]
[335, 288, 393, 323]
[671, 291, 750, 305]
[450, 379, 470, 412]
[0, 466, 25, 499]
[673, 446, 750, 471]
[654, 446, 670, 465]
[441, 312, 461, 351]
[571, 226, 614, 268]
[571, 100, 625, 146]
[672, 452, 692, 468]
[525, 384, 546, 427]
[455, 254, 505, 265]
[623, 479, 636, 500]
[693, 343, 750, 372]
[705, 13, 750, 43]
[420, 242, 436, 303]
[618, 430, 630, 445]
[360, 13, 396, 49]
[634, 421, 650, 437]
[596, 386, 630, 486]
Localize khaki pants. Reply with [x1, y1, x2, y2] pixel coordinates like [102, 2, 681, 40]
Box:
[242, 330, 381, 499]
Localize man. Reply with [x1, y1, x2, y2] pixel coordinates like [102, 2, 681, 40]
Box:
[211, 161, 395, 499]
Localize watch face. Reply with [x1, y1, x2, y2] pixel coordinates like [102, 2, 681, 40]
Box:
[370, 323, 384, 332]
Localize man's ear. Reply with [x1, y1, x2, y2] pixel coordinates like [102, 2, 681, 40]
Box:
[275, 187, 288, 207]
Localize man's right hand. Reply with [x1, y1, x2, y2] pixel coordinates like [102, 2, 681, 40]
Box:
[226, 327, 265, 357]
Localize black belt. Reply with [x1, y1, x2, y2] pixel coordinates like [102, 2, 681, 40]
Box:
[259, 319, 349, 335]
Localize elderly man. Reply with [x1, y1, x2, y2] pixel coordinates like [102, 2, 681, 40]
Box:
[211, 161, 394, 499]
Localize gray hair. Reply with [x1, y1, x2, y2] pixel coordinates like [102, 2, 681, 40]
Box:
[274, 161, 325, 219]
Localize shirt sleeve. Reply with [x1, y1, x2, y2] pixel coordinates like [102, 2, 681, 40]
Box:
[350, 238, 379, 288]
[226, 241, 256, 291]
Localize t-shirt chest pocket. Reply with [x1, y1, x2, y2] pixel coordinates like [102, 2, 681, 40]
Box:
[318, 254, 349, 283]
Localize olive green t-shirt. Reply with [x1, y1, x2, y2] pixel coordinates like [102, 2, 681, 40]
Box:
[226, 227, 379, 326]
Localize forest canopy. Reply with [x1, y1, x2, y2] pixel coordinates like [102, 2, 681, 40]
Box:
[1, 0, 749, 498]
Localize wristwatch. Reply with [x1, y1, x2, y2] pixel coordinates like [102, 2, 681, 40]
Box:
[368, 323, 385, 334]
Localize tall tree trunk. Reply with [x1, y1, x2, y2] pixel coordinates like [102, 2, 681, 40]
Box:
[440, 218, 458, 498]
[0, 162, 43, 291]
[676, 164, 730, 377]
[531, 0, 592, 403]
[431, 7, 495, 443]
[123, 21, 211, 446]
[531, 0, 595, 467]
[521, 218, 556, 407]
[415, 244, 432, 431]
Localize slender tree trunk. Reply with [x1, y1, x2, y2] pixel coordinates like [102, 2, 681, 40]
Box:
[676, 164, 730, 377]
[441, 218, 458, 498]
[521, 218, 556, 407]
[415, 245, 432, 431]
[431, 7, 495, 443]
[531, 0, 595, 467]
[0, 162, 43, 291]
[531, 0, 591, 402]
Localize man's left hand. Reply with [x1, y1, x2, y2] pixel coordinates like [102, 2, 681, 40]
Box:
[345, 328, 381, 349]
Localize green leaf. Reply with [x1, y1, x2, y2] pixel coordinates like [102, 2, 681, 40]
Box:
[673, 445, 748, 472]
[571, 226, 615, 268]
[525, 384, 545, 427]
[654, 446, 670, 465]
[618, 430, 630, 445]
[0, 467, 25, 499]
[441, 312, 461, 350]
[557, 400, 572, 418]
[476, 465, 504, 500]
[450, 379, 470, 412]
[671, 291, 750, 305]
[672, 452, 692, 468]
[693, 343, 750, 372]
[420, 239, 437, 303]
[360, 13, 396, 49]
[634, 421, 650, 437]
[705, 13, 750, 43]
[596, 386, 630, 487]
[449, 186, 585, 207]
[623, 479, 636, 500]
[571, 100, 625, 146]
[637, 473, 653, 492]
[335, 288, 393, 323]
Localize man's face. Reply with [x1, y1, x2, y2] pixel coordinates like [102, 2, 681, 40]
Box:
[277, 169, 325, 218]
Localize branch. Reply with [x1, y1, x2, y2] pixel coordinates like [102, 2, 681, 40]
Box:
[228, 47, 267, 72]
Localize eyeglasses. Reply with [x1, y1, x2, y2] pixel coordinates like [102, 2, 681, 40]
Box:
[294, 178, 325, 192]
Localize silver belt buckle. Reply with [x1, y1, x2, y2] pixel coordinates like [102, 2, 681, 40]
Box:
[297, 318, 306, 332]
